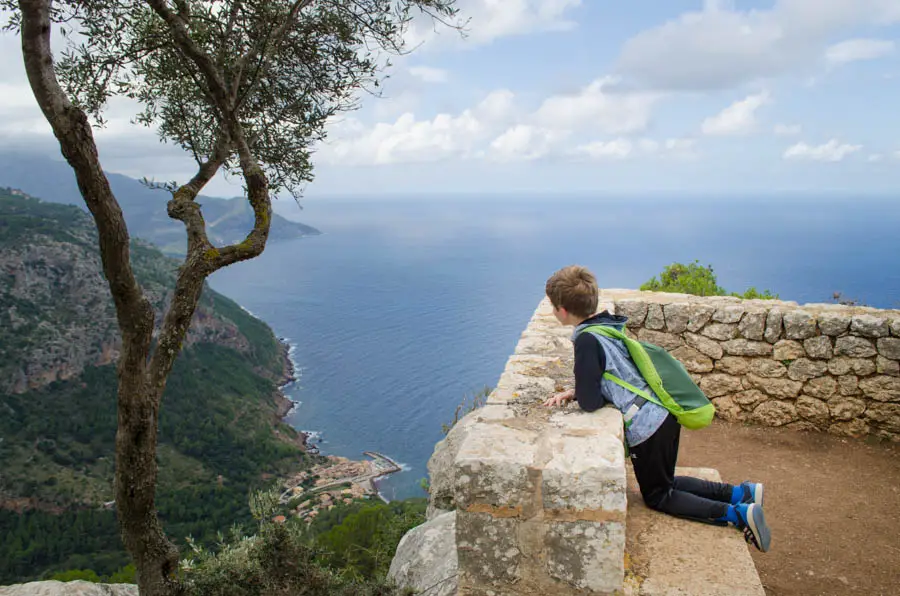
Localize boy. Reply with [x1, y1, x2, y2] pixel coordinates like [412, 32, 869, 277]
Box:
[541, 265, 771, 552]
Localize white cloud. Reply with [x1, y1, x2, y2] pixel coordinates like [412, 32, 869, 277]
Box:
[825, 39, 896, 67]
[532, 77, 659, 135]
[868, 154, 884, 162]
[408, 66, 449, 83]
[701, 92, 770, 136]
[774, 123, 802, 136]
[783, 139, 862, 162]
[574, 139, 633, 160]
[405, 0, 583, 49]
[488, 125, 566, 161]
[615, 0, 900, 90]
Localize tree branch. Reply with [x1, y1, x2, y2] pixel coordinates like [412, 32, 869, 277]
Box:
[18, 0, 154, 342]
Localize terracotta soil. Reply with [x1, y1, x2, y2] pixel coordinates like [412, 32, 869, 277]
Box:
[678, 420, 900, 596]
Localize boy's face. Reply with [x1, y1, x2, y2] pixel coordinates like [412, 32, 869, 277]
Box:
[552, 304, 571, 326]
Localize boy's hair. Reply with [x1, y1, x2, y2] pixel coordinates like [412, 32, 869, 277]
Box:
[545, 265, 599, 319]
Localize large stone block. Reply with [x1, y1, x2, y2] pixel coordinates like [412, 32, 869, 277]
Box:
[764, 309, 784, 343]
[828, 396, 866, 421]
[452, 423, 539, 512]
[723, 339, 774, 357]
[803, 336, 833, 360]
[796, 396, 830, 426]
[752, 401, 798, 426]
[851, 314, 890, 338]
[546, 520, 625, 594]
[877, 338, 900, 360]
[787, 358, 829, 382]
[835, 336, 877, 358]
[804, 376, 837, 399]
[818, 312, 851, 336]
[0, 582, 137, 596]
[645, 303, 665, 330]
[713, 395, 745, 421]
[616, 299, 648, 326]
[865, 403, 900, 434]
[745, 374, 803, 399]
[828, 357, 876, 377]
[877, 355, 900, 377]
[713, 305, 745, 324]
[715, 356, 750, 376]
[837, 375, 860, 396]
[671, 346, 714, 373]
[783, 311, 817, 340]
[773, 340, 805, 361]
[388, 511, 459, 596]
[738, 310, 767, 340]
[699, 374, 743, 398]
[542, 432, 626, 515]
[686, 304, 716, 332]
[702, 323, 738, 341]
[685, 332, 724, 359]
[637, 328, 684, 350]
[663, 302, 692, 334]
[859, 376, 900, 403]
[749, 358, 787, 378]
[456, 512, 522, 587]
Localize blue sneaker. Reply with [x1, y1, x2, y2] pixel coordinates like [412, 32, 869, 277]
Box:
[736, 481, 764, 507]
[735, 503, 771, 552]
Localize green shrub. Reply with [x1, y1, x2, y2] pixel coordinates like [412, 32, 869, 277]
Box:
[641, 261, 778, 300]
[48, 569, 102, 583]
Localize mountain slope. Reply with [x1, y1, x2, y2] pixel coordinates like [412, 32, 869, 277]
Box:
[0, 189, 314, 583]
[0, 153, 320, 255]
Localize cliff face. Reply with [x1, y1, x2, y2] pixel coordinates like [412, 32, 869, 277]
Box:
[0, 188, 281, 394]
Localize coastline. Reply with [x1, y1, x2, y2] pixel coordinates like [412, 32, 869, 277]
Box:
[272, 337, 308, 450]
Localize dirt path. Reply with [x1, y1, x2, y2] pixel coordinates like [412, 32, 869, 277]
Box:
[678, 420, 900, 596]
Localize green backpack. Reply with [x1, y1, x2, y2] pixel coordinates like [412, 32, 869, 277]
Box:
[580, 325, 716, 430]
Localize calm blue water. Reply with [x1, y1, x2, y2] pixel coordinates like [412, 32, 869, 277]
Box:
[208, 196, 900, 500]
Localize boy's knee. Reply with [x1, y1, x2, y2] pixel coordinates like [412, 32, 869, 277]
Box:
[641, 489, 668, 511]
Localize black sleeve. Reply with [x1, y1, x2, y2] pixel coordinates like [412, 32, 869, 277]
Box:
[573, 333, 607, 412]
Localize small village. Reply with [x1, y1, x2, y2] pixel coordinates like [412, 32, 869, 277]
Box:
[277, 452, 402, 523]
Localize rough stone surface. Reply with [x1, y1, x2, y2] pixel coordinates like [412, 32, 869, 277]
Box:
[749, 359, 787, 378]
[617, 300, 648, 326]
[645, 303, 665, 330]
[0, 584, 136, 596]
[804, 376, 837, 400]
[546, 521, 626, 593]
[751, 401, 798, 426]
[764, 309, 784, 343]
[835, 336, 877, 358]
[715, 356, 750, 376]
[828, 419, 870, 438]
[796, 396, 831, 426]
[892, 317, 900, 337]
[456, 512, 521, 586]
[773, 340, 806, 361]
[686, 304, 715, 332]
[837, 375, 860, 397]
[877, 338, 900, 360]
[637, 329, 684, 351]
[701, 323, 738, 341]
[828, 357, 876, 377]
[745, 374, 803, 399]
[685, 333, 724, 359]
[388, 511, 459, 596]
[663, 303, 691, 334]
[787, 359, 829, 382]
[865, 403, 900, 434]
[670, 346, 714, 373]
[712, 396, 745, 421]
[818, 312, 851, 336]
[851, 315, 890, 338]
[783, 311, 817, 340]
[543, 432, 626, 513]
[700, 374, 744, 398]
[803, 336, 833, 360]
[624, 467, 766, 596]
[828, 396, 867, 421]
[732, 390, 767, 409]
[723, 339, 774, 357]
[859, 376, 900, 402]
[738, 310, 767, 341]
[876, 355, 900, 377]
[713, 306, 745, 324]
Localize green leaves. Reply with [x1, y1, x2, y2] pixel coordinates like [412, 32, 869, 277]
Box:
[640, 260, 778, 300]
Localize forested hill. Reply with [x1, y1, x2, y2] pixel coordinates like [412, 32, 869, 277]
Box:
[0, 189, 313, 583]
[0, 152, 320, 256]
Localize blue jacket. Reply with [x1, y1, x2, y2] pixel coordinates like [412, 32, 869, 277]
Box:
[573, 312, 669, 447]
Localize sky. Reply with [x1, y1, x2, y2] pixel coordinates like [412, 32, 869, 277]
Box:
[1, 0, 900, 199]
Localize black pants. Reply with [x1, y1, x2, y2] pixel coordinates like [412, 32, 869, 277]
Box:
[629, 413, 732, 521]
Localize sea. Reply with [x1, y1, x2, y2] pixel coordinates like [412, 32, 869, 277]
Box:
[208, 195, 900, 500]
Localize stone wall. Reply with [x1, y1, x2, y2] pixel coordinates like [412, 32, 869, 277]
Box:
[603, 289, 900, 441]
[423, 296, 628, 595]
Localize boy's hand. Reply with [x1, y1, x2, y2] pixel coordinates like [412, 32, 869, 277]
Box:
[543, 388, 575, 407]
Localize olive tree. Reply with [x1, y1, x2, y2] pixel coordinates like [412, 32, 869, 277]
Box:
[4, 1, 457, 593]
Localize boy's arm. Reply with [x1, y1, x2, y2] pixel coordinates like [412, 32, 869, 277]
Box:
[573, 333, 607, 412]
